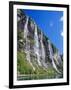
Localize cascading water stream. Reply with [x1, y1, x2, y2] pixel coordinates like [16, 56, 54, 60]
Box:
[34, 24, 41, 66]
[24, 16, 30, 62]
[41, 32, 45, 60]
[40, 32, 47, 68]
[54, 52, 62, 66]
[24, 16, 35, 70]
[24, 16, 28, 39]
[48, 40, 60, 73]
[57, 52, 62, 64]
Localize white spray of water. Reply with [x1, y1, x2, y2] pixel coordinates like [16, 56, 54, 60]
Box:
[34, 24, 41, 66]
[48, 40, 60, 73]
[24, 16, 35, 70]
[58, 52, 62, 64]
[40, 32, 47, 68]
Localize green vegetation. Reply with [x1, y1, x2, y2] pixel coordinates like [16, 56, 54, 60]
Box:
[17, 29, 24, 40]
[17, 51, 60, 80]
[17, 51, 34, 74]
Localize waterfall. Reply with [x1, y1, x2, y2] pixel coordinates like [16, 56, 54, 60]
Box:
[24, 16, 35, 71]
[58, 52, 62, 64]
[24, 16, 28, 39]
[54, 52, 62, 66]
[24, 16, 30, 62]
[40, 32, 47, 68]
[34, 24, 41, 66]
[48, 40, 60, 73]
[41, 32, 45, 60]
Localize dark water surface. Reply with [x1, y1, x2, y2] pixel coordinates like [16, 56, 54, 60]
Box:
[17, 74, 63, 80]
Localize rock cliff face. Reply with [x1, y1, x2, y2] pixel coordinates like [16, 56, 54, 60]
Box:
[17, 9, 63, 79]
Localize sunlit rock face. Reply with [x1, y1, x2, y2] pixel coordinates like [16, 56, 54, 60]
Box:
[17, 9, 63, 74]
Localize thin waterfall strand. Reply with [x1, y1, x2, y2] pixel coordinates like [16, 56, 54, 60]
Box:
[24, 16, 35, 70]
[40, 32, 47, 68]
[48, 40, 60, 73]
[34, 24, 41, 66]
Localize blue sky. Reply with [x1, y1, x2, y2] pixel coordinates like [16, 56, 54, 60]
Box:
[23, 9, 63, 54]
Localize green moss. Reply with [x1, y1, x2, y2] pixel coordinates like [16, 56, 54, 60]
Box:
[17, 51, 34, 74]
[17, 51, 61, 80]
[17, 30, 23, 40]
[30, 39, 35, 45]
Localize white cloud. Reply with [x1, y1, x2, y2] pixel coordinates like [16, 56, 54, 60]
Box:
[61, 31, 64, 37]
[50, 22, 53, 27]
[60, 16, 63, 22]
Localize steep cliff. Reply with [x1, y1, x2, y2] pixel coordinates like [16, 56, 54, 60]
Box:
[17, 9, 63, 80]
